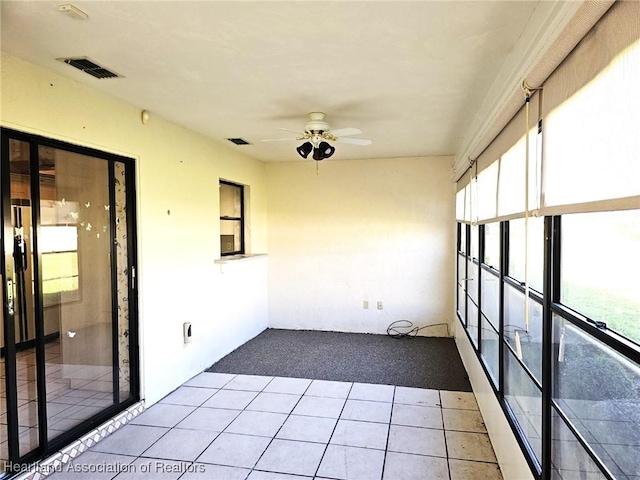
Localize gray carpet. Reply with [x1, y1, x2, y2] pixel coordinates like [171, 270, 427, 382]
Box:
[207, 329, 472, 392]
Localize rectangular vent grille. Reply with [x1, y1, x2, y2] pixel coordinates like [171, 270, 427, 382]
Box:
[227, 138, 251, 145]
[58, 57, 122, 79]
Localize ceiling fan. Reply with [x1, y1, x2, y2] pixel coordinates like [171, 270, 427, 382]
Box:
[263, 112, 372, 161]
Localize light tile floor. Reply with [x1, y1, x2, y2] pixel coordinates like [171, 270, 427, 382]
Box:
[46, 373, 503, 480]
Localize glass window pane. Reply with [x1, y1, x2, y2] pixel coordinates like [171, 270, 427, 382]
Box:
[508, 217, 544, 292]
[220, 219, 242, 253]
[484, 222, 500, 270]
[481, 268, 499, 329]
[467, 260, 478, 303]
[458, 284, 466, 321]
[552, 314, 640, 478]
[505, 349, 542, 464]
[457, 254, 466, 289]
[220, 181, 244, 255]
[561, 210, 640, 343]
[460, 224, 467, 253]
[467, 296, 478, 346]
[504, 285, 543, 382]
[458, 251, 466, 320]
[481, 317, 499, 387]
[551, 409, 608, 480]
[220, 182, 242, 218]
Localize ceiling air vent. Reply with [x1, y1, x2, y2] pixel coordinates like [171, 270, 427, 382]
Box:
[57, 57, 122, 79]
[227, 138, 251, 146]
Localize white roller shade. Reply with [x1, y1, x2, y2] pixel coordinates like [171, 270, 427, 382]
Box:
[477, 161, 498, 222]
[497, 126, 540, 219]
[541, 1, 640, 215]
[456, 188, 466, 222]
[456, 170, 472, 223]
[473, 93, 540, 224]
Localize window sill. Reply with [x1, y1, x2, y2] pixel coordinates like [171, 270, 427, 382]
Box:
[215, 253, 267, 264]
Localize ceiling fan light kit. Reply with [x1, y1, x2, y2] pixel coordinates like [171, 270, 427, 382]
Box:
[264, 112, 372, 162]
[296, 141, 313, 159]
[317, 141, 335, 160]
[298, 139, 335, 161]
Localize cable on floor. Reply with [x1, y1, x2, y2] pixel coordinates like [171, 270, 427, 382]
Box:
[386, 320, 450, 339]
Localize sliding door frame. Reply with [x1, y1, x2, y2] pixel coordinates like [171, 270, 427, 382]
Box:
[1, 127, 140, 468]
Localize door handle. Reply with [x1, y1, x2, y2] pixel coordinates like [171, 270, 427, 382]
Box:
[13, 235, 27, 272]
[6, 278, 14, 315]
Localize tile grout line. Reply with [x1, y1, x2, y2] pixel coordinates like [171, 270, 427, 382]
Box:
[311, 381, 355, 479]
[243, 375, 315, 476]
[187, 373, 250, 470]
[116, 374, 234, 480]
[141, 390, 231, 468]
[440, 390, 453, 480]
[379, 385, 397, 480]
[137, 373, 240, 479]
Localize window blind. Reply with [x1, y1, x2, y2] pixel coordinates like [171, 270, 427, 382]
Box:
[540, 1, 640, 215]
[465, 93, 539, 224]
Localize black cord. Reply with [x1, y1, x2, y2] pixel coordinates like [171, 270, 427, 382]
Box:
[386, 320, 450, 339]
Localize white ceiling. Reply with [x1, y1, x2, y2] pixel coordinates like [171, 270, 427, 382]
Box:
[1, 1, 570, 163]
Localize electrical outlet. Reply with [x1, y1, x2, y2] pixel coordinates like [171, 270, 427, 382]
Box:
[363, 300, 369, 309]
[377, 301, 383, 310]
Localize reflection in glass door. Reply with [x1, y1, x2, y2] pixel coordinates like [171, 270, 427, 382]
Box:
[39, 146, 116, 441]
[1, 129, 138, 469]
[3, 138, 40, 458]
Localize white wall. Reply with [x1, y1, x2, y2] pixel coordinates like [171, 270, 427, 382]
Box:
[266, 156, 455, 335]
[1, 53, 269, 405]
[455, 323, 534, 480]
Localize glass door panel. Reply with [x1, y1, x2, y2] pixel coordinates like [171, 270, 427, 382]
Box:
[7, 139, 41, 457]
[2, 129, 137, 468]
[38, 146, 116, 441]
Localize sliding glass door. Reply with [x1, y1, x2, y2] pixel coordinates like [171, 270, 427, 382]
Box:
[1, 129, 138, 468]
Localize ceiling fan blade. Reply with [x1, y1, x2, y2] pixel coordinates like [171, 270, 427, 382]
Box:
[260, 137, 298, 142]
[278, 127, 305, 135]
[337, 137, 372, 146]
[330, 127, 362, 137]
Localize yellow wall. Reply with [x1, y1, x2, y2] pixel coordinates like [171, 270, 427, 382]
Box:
[1, 52, 269, 404]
